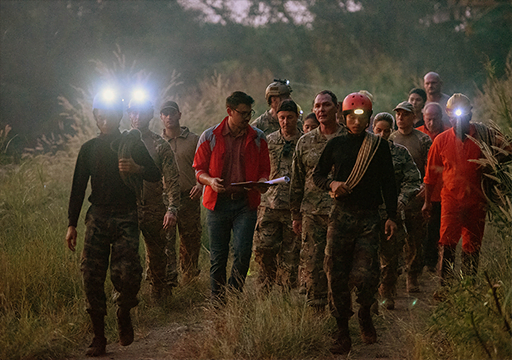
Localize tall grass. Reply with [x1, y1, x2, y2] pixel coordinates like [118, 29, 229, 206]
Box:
[171, 288, 334, 359]
[414, 58, 512, 360]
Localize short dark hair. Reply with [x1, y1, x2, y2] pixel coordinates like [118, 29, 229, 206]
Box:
[226, 91, 255, 109]
[314, 90, 338, 107]
[304, 112, 319, 124]
[408, 88, 427, 103]
[277, 99, 298, 114]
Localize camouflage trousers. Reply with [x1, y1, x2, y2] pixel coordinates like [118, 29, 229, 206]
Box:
[379, 198, 425, 292]
[301, 213, 329, 306]
[165, 194, 202, 286]
[138, 203, 168, 292]
[325, 203, 380, 319]
[253, 207, 301, 289]
[81, 205, 142, 316]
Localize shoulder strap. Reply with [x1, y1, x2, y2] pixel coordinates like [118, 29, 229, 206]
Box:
[344, 133, 382, 192]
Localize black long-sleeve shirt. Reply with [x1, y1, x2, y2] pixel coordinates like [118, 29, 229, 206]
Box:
[313, 132, 397, 220]
[68, 130, 161, 227]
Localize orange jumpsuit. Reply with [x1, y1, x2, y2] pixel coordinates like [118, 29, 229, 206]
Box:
[424, 125, 486, 254]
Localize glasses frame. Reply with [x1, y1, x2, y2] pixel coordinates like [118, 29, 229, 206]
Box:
[232, 107, 255, 119]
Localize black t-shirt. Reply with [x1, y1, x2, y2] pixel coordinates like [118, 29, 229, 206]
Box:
[67, 131, 161, 227]
[313, 132, 397, 220]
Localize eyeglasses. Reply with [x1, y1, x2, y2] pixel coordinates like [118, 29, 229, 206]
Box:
[232, 108, 255, 118]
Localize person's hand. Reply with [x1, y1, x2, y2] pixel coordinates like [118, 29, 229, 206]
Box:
[119, 158, 142, 174]
[292, 219, 302, 235]
[422, 201, 432, 220]
[254, 183, 271, 194]
[209, 178, 225, 193]
[163, 212, 177, 230]
[330, 181, 350, 198]
[189, 184, 203, 200]
[384, 219, 397, 240]
[66, 226, 78, 251]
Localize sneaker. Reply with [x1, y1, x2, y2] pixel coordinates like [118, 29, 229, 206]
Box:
[85, 336, 106, 357]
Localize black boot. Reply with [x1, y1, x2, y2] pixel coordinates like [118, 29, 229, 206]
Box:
[117, 308, 134, 346]
[331, 317, 351, 354]
[358, 306, 377, 344]
[461, 250, 480, 278]
[86, 313, 106, 357]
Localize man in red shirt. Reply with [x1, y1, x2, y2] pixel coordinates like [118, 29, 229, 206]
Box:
[423, 94, 499, 285]
[194, 91, 271, 302]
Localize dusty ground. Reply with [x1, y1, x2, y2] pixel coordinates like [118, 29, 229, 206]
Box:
[68, 271, 439, 360]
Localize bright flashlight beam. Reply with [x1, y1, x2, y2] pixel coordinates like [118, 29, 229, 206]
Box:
[455, 109, 462, 116]
[102, 88, 116, 102]
[354, 109, 364, 115]
[132, 89, 147, 102]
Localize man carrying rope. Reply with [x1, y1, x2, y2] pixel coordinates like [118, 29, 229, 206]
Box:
[313, 92, 397, 354]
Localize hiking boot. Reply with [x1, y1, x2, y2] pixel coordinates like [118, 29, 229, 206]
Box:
[331, 317, 351, 354]
[382, 297, 395, 310]
[406, 274, 420, 293]
[379, 284, 395, 310]
[461, 250, 480, 278]
[85, 336, 106, 357]
[86, 313, 106, 356]
[358, 307, 377, 344]
[117, 308, 134, 346]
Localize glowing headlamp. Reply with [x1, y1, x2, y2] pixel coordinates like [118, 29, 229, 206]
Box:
[132, 89, 147, 102]
[102, 88, 116, 102]
[354, 109, 364, 115]
[455, 109, 463, 117]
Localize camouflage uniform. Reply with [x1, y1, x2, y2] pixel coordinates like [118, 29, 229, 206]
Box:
[326, 205, 381, 318]
[389, 130, 431, 288]
[378, 141, 421, 297]
[253, 130, 302, 289]
[251, 110, 280, 136]
[162, 127, 203, 284]
[138, 130, 181, 293]
[82, 206, 142, 315]
[252, 109, 303, 136]
[290, 124, 347, 306]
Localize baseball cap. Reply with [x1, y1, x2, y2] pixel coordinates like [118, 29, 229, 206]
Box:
[393, 101, 414, 113]
[160, 101, 180, 113]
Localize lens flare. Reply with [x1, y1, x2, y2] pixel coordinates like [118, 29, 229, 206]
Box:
[102, 88, 116, 102]
[132, 89, 147, 102]
[455, 109, 462, 117]
[354, 109, 364, 115]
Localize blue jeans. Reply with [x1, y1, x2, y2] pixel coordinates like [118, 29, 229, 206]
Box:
[206, 197, 257, 299]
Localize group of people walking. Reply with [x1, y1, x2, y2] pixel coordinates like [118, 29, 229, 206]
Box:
[66, 71, 510, 356]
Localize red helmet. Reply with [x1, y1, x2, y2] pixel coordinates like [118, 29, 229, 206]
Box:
[342, 92, 373, 116]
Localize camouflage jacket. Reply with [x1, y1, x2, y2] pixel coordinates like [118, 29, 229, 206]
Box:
[251, 110, 280, 136]
[251, 109, 303, 136]
[260, 130, 302, 209]
[389, 141, 421, 207]
[139, 129, 181, 214]
[290, 125, 347, 219]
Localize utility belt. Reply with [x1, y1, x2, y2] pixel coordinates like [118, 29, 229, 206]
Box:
[218, 191, 247, 201]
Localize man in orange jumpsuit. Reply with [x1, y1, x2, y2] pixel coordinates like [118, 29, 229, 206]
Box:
[422, 94, 502, 284]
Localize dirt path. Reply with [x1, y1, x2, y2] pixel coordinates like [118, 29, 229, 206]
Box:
[68, 271, 438, 360]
